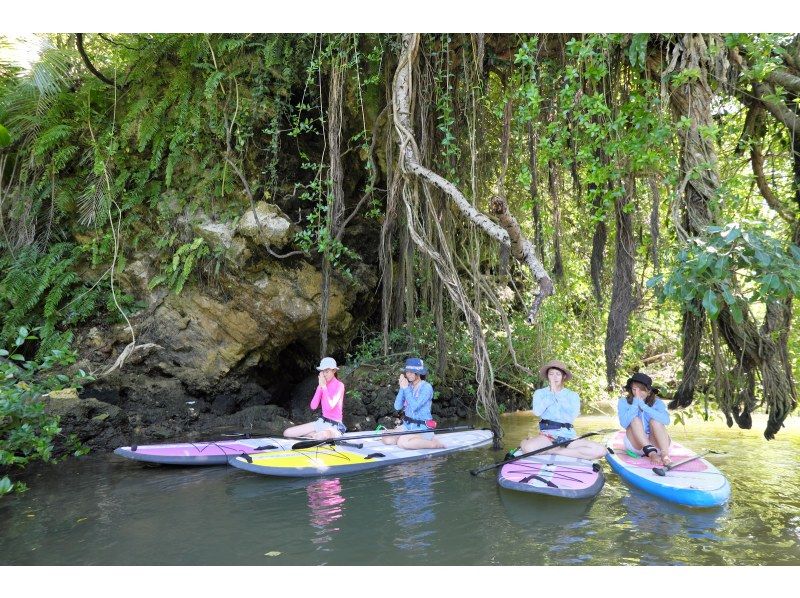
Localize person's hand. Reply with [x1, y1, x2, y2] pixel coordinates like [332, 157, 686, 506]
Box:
[398, 374, 408, 389]
[318, 372, 326, 388]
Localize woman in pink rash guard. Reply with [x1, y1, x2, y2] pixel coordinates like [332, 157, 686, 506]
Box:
[283, 357, 346, 440]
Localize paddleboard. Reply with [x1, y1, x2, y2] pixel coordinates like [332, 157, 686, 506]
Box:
[498, 451, 605, 499]
[228, 429, 494, 477]
[113, 432, 368, 465]
[605, 430, 730, 507]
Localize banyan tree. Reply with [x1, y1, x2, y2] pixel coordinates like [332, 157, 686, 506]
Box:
[1, 32, 798, 444]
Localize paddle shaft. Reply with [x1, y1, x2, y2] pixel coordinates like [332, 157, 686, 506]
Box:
[291, 425, 473, 450]
[652, 449, 719, 476]
[469, 428, 616, 476]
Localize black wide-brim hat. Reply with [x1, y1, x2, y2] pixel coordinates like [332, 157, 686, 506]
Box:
[625, 372, 653, 392]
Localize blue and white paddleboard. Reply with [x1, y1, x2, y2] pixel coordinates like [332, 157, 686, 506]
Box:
[605, 430, 730, 508]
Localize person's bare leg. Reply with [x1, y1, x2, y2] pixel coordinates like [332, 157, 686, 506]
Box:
[554, 439, 606, 460]
[649, 421, 672, 465]
[382, 426, 403, 445]
[283, 422, 318, 438]
[625, 417, 649, 451]
[397, 434, 444, 450]
[520, 435, 556, 454]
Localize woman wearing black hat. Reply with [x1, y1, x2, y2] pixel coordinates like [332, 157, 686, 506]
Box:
[618, 372, 672, 466]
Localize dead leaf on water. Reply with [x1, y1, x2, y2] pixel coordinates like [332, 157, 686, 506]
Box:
[76, 517, 87, 523]
[264, 551, 281, 557]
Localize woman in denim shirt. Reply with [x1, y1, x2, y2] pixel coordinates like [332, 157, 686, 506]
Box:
[520, 360, 606, 460]
[617, 372, 672, 465]
[382, 357, 445, 450]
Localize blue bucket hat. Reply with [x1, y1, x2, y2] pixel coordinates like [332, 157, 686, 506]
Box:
[402, 357, 428, 375]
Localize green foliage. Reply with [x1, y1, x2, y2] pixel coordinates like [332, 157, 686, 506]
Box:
[1, 329, 91, 495]
[148, 237, 210, 295]
[651, 223, 800, 322]
[0, 244, 101, 359]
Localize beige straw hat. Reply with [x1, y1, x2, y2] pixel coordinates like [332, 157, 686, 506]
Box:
[538, 359, 573, 381]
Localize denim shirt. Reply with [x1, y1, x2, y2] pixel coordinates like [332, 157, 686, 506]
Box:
[395, 381, 434, 422]
[532, 386, 580, 440]
[617, 396, 670, 436]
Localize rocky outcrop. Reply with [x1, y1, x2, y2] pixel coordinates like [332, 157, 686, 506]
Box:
[93, 200, 374, 394]
[67, 198, 379, 450]
[235, 201, 295, 247]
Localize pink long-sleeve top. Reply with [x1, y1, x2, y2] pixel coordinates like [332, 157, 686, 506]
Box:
[310, 377, 345, 422]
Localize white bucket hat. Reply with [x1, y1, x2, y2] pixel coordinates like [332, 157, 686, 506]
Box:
[316, 357, 339, 371]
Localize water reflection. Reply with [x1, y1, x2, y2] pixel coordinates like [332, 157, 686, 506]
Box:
[499, 490, 595, 529]
[386, 460, 439, 552]
[607, 485, 727, 565]
[306, 477, 346, 548]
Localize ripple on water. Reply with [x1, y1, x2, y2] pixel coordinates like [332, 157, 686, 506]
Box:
[0, 414, 799, 565]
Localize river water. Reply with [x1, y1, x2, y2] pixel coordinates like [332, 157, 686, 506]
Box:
[1, 413, 798, 566]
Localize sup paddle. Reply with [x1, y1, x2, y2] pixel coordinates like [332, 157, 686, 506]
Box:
[469, 428, 617, 476]
[652, 449, 725, 476]
[291, 425, 473, 450]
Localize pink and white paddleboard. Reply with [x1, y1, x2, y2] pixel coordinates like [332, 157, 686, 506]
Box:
[498, 452, 605, 499]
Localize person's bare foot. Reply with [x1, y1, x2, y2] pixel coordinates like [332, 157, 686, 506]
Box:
[647, 452, 663, 466]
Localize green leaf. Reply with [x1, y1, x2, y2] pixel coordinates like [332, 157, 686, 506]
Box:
[721, 226, 741, 243]
[0, 476, 12, 495]
[10, 354, 25, 361]
[627, 34, 649, 68]
[646, 274, 663, 289]
[730, 302, 744, 324]
[702, 289, 719, 317]
[755, 249, 771, 266]
[721, 286, 736, 305]
[0, 124, 10, 147]
[0, 349, 9, 357]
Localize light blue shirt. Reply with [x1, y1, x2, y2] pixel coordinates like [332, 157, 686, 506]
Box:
[617, 396, 670, 436]
[395, 381, 434, 422]
[532, 386, 580, 440]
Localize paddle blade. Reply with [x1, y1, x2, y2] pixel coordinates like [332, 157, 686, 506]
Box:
[291, 440, 329, 450]
[652, 466, 666, 476]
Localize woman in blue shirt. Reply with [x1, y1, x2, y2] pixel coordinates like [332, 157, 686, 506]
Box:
[617, 372, 672, 465]
[520, 360, 606, 460]
[382, 357, 445, 450]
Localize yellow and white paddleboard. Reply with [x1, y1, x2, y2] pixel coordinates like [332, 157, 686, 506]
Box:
[229, 429, 493, 477]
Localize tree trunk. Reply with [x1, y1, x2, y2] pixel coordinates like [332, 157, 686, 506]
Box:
[604, 175, 638, 387]
[661, 33, 797, 438]
[589, 183, 607, 305]
[547, 159, 564, 280]
[527, 122, 545, 262]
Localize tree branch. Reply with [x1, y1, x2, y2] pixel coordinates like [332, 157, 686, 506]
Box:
[76, 33, 117, 87]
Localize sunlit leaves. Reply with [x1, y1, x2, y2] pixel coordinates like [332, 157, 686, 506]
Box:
[651, 222, 800, 322]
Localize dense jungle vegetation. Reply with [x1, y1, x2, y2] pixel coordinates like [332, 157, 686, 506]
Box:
[1, 33, 799, 493]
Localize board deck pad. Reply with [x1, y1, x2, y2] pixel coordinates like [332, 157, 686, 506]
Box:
[114, 432, 365, 465]
[229, 429, 494, 477]
[605, 430, 730, 507]
[498, 452, 605, 499]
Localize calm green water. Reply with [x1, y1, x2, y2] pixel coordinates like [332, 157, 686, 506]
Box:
[1, 413, 798, 565]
